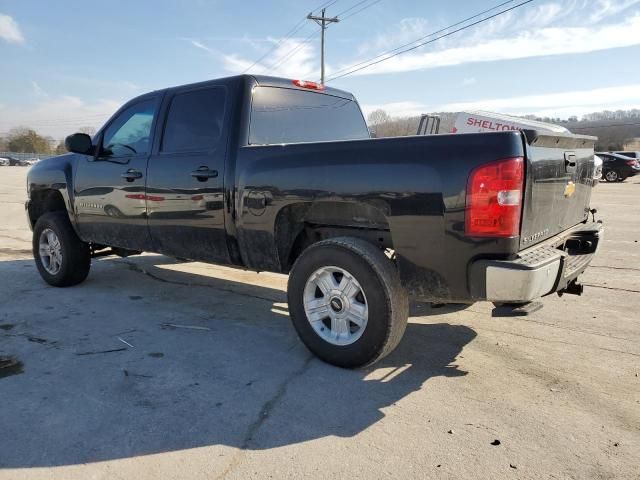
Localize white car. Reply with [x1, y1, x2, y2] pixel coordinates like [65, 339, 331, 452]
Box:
[0, 157, 10, 166]
[75, 186, 211, 218]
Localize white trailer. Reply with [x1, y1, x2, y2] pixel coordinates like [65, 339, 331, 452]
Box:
[451, 110, 569, 135]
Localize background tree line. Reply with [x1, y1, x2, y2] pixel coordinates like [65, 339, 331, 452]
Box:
[3, 108, 640, 155]
[0, 126, 96, 155]
[367, 108, 640, 151]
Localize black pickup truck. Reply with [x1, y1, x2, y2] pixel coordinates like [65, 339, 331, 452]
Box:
[26, 75, 603, 368]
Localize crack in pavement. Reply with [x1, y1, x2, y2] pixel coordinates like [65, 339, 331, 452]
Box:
[214, 354, 315, 480]
[583, 283, 640, 294]
[590, 265, 640, 273]
[464, 309, 639, 343]
[0, 234, 30, 242]
[475, 326, 640, 357]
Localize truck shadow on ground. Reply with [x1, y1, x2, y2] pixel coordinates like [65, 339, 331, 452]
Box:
[0, 256, 476, 469]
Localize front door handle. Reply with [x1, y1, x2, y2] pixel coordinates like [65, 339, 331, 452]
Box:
[121, 169, 143, 182]
[191, 166, 218, 181]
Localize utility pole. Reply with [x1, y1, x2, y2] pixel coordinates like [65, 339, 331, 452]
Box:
[307, 8, 339, 84]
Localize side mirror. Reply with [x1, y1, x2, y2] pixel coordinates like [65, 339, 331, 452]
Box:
[65, 133, 94, 155]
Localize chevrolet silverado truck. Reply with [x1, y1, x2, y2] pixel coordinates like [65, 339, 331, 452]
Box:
[26, 75, 603, 368]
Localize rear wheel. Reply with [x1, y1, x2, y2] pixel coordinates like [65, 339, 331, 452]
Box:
[33, 212, 91, 287]
[605, 170, 619, 182]
[287, 237, 408, 368]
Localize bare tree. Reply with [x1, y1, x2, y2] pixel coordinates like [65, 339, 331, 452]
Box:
[78, 126, 97, 136]
[367, 109, 391, 127]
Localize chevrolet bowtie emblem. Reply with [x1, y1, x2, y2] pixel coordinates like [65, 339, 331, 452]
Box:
[564, 181, 576, 198]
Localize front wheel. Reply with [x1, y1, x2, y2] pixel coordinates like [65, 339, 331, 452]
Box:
[287, 237, 408, 368]
[33, 212, 91, 287]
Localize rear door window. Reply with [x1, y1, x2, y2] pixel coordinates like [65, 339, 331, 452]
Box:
[161, 87, 226, 153]
[249, 87, 369, 145]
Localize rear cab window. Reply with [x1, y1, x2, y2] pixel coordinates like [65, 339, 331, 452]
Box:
[249, 86, 369, 145]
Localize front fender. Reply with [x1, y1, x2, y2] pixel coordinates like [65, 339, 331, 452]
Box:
[26, 153, 79, 229]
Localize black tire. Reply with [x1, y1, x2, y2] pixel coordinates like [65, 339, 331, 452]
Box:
[33, 212, 91, 287]
[287, 237, 409, 368]
[103, 205, 124, 217]
[604, 170, 619, 182]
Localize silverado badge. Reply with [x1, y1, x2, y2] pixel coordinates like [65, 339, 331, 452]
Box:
[564, 181, 576, 198]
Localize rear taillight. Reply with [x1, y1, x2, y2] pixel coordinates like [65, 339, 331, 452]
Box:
[125, 194, 164, 201]
[626, 160, 637, 166]
[465, 157, 524, 238]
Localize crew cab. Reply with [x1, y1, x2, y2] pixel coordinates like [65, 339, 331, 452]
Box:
[26, 75, 603, 368]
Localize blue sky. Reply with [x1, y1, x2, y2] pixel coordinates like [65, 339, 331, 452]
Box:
[1, 0, 640, 138]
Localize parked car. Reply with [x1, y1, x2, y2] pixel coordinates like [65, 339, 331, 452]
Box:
[613, 151, 640, 159]
[597, 152, 640, 182]
[25, 75, 603, 368]
[0, 155, 22, 166]
[0, 157, 9, 166]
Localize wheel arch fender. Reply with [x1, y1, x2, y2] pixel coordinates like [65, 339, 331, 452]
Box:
[274, 199, 393, 273]
[26, 154, 78, 231]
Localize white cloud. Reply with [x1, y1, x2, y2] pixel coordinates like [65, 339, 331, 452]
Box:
[340, 13, 640, 77]
[190, 39, 215, 54]
[441, 84, 640, 118]
[31, 81, 48, 98]
[361, 84, 640, 119]
[588, 0, 640, 23]
[0, 96, 121, 138]
[0, 13, 24, 44]
[329, 0, 640, 79]
[360, 17, 430, 55]
[462, 77, 476, 86]
[360, 101, 427, 118]
[222, 36, 319, 79]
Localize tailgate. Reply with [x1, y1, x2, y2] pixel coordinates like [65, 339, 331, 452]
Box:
[519, 130, 597, 249]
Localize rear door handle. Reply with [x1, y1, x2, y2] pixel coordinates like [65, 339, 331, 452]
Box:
[121, 169, 143, 182]
[191, 167, 218, 181]
[564, 152, 577, 170]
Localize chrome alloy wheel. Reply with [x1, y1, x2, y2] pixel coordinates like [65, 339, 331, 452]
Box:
[39, 228, 63, 275]
[303, 266, 368, 346]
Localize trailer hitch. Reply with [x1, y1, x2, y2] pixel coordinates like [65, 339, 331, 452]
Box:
[559, 281, 584, 297]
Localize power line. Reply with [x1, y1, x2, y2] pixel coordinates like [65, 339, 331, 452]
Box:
[260, 0, 380, 79]
[328, 0, 516, 79]
[338, 0, 384, 21]
[242, 0, 340, 74]
[325, 0, 535, 82]
[241, 19, 308, 74]
[267, 28, 322, 74]
[334, 0, 371, 17]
